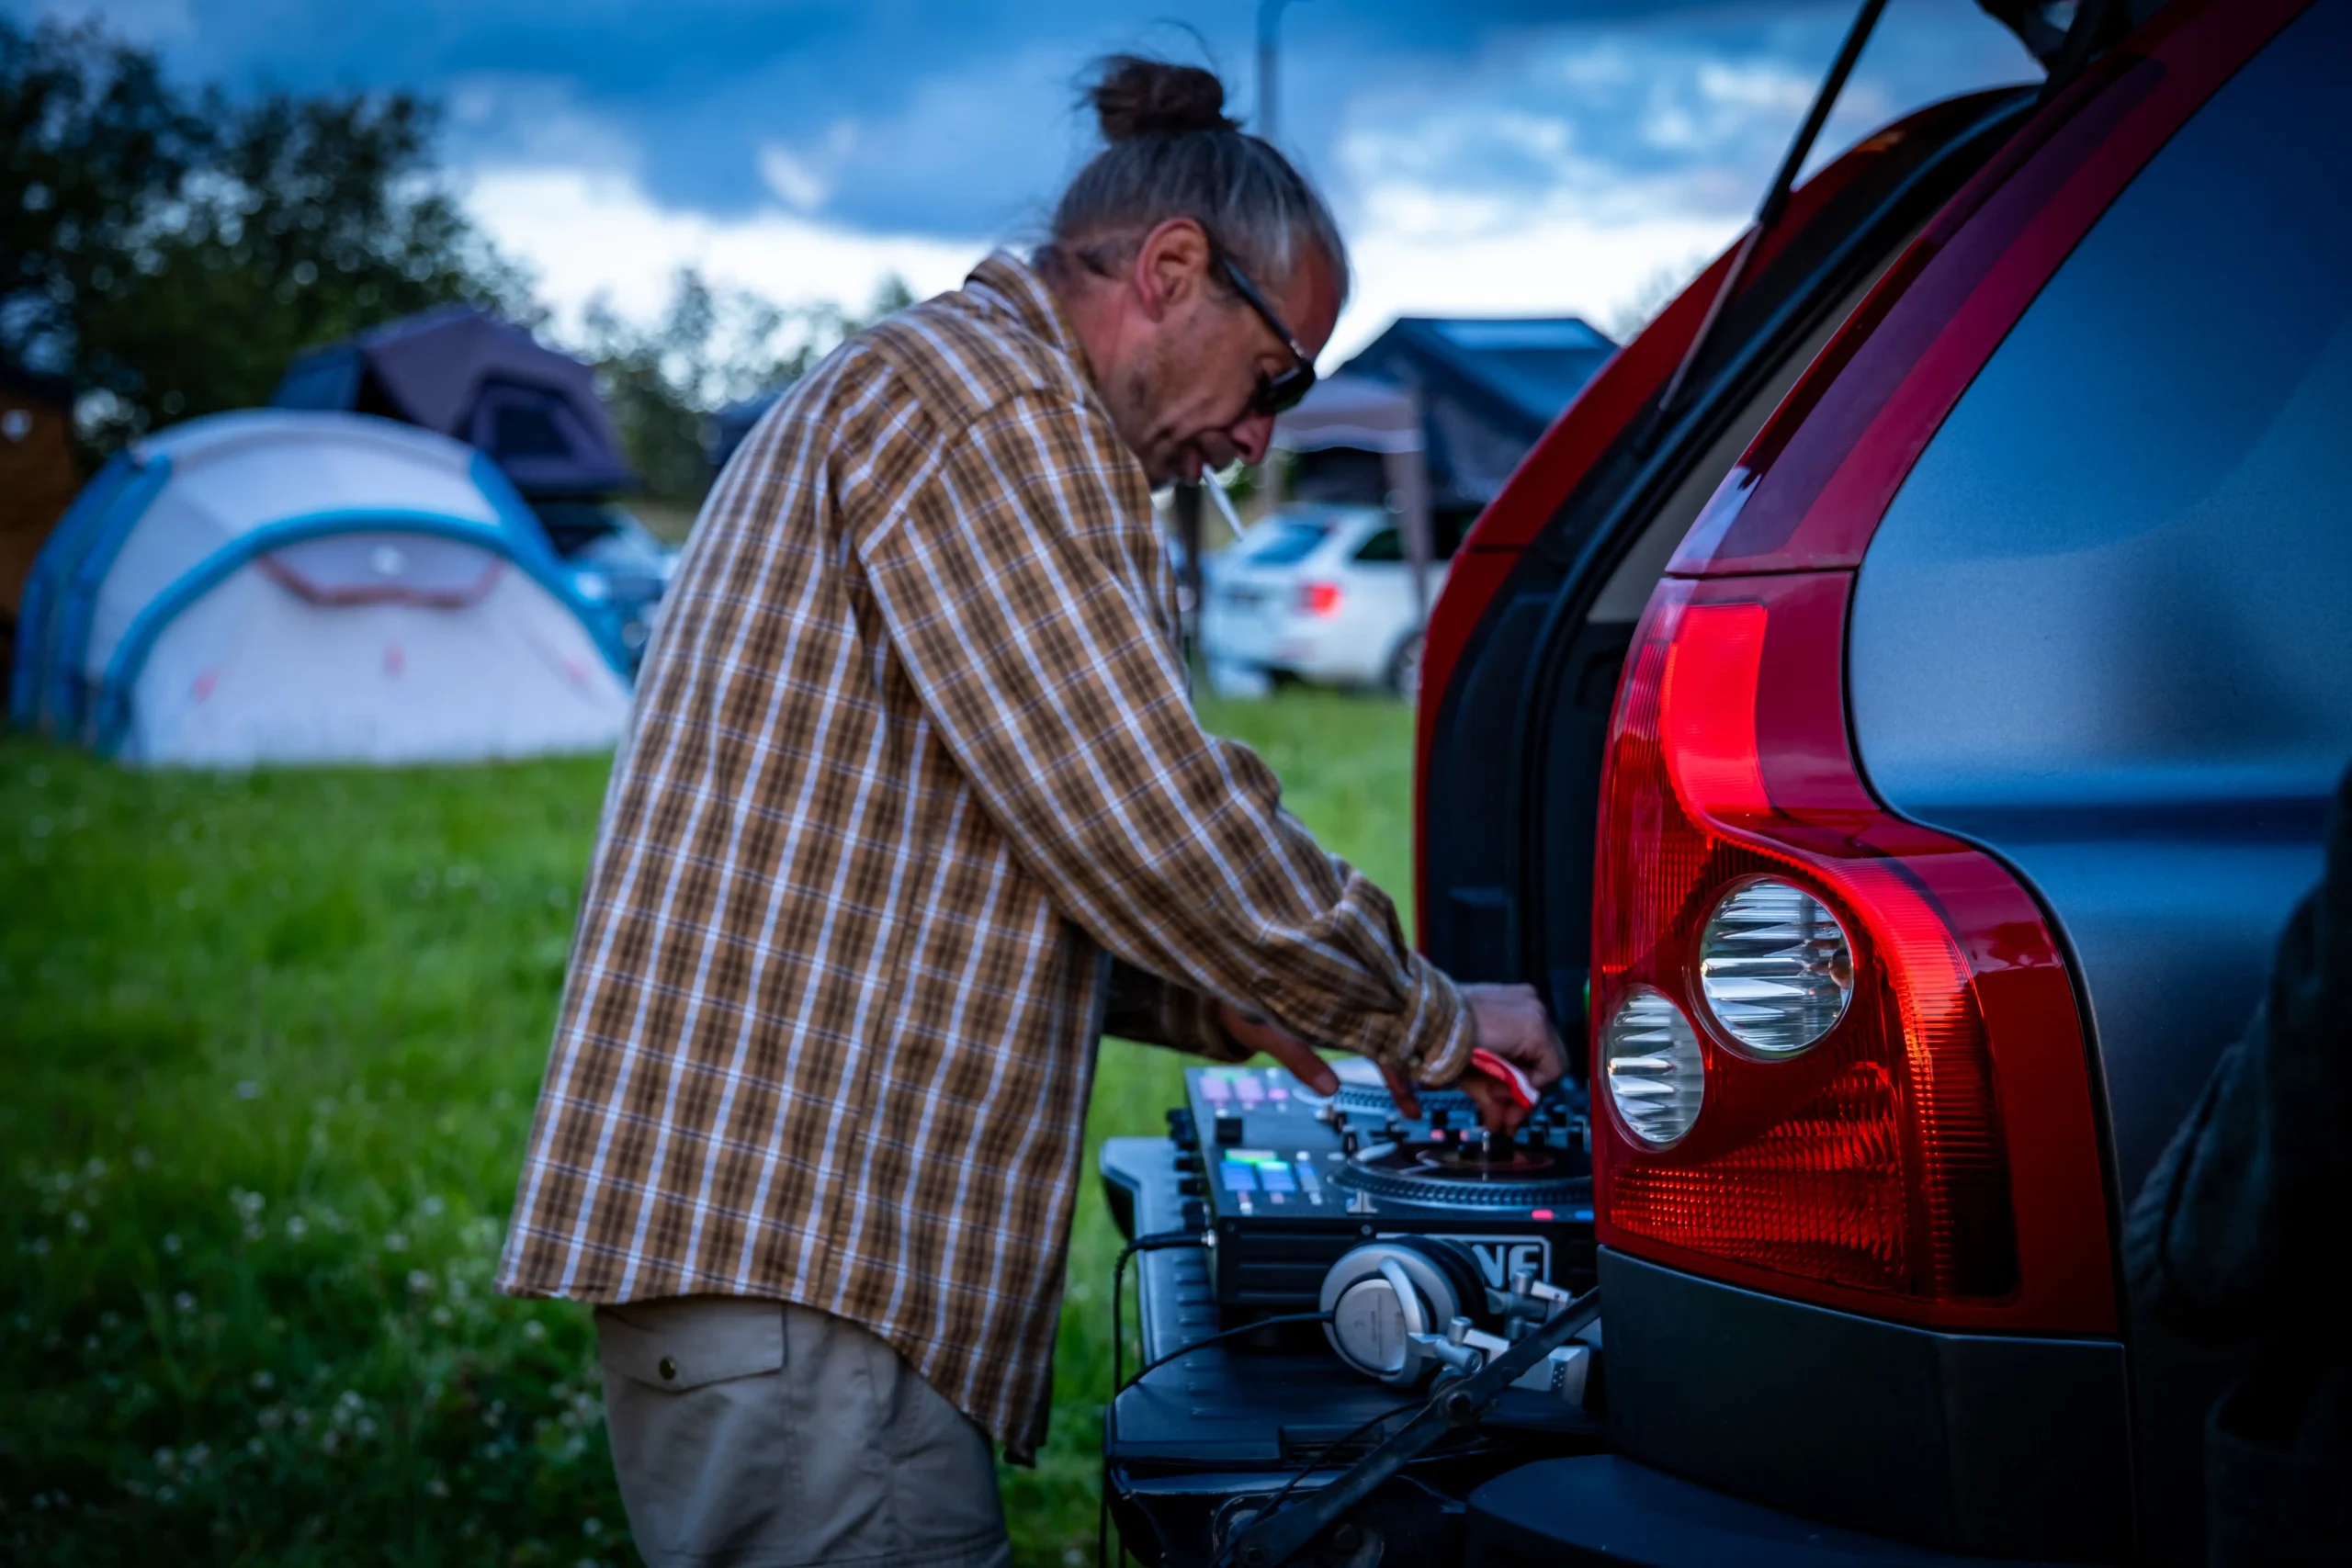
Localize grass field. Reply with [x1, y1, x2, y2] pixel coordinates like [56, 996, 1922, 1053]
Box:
[0, 689, 1416, 1566]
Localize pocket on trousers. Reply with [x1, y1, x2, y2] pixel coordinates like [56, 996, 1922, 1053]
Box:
[596, 1299, 791, 1565]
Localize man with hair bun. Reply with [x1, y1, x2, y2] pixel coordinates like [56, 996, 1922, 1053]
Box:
[499, 53, 1566, 1565]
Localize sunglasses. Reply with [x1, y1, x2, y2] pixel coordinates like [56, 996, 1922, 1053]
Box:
[1209, 242, 1317, 418]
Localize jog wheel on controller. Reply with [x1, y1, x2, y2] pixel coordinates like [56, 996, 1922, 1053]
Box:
[1332, 1130, 1589, 1210]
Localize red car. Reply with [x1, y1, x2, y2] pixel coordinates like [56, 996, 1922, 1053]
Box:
[1417, 1, 2352, 1561]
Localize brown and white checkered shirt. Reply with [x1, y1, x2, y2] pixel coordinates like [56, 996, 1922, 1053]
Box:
[498, 252, 1473, 1459]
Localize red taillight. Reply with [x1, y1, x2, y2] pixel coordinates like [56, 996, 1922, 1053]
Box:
[1295, 581, 1342, 617]
[1592, 570, 2114, 1332]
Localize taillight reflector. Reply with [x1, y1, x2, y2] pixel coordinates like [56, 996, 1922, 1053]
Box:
[1592, 570, 2114, 1332]
[1296, 581, 1342, 617]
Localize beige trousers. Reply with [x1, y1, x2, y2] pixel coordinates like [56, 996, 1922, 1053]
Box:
[594, 1296, 1013, 1568]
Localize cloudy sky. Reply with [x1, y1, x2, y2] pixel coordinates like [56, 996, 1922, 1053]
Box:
[12, 0, 2041, 358]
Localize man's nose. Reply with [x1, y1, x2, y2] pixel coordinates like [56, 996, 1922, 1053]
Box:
[1227, 412, 1277, 467]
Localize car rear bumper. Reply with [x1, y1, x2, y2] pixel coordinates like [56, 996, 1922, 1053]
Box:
[1592, 1249, 2133, 1562]
[1465, 1454, 2089, 1568]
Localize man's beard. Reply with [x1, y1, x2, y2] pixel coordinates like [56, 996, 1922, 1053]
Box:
[1110, 344, 1195, 488]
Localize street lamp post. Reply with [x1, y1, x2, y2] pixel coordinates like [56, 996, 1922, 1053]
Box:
[1257, 0, 1312, 140]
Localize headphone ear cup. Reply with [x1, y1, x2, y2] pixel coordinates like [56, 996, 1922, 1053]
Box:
[1387, 1235, 1488, 1326]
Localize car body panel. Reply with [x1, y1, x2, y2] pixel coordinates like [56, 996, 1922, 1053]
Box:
[1847, 2, 2349, 1551]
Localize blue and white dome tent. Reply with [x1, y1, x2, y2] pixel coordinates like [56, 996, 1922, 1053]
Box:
[10, 411, 634, 767]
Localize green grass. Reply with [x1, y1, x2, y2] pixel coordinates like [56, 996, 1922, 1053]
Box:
[0, 688, 1416, 1566]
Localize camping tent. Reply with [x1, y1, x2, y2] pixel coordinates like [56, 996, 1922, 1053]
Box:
[10, 411, 633, 767]
[272, 307, 635, 498]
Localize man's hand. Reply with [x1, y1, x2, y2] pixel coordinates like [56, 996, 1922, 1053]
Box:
[1459, 983, 1570, 1135]
[1217, 1002, 1337, 1097]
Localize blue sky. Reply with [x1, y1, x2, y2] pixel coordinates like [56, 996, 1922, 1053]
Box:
[14, 0, 2042, 355]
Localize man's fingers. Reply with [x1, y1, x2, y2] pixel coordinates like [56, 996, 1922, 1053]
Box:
[1378, 1062, 1421, 1121]
[1461, 982, 1572, 1089]
[1219, 1002, 1339, 1096]
[1458, 1072, 1531, 1136]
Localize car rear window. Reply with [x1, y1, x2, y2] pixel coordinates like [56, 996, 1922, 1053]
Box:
[1852, 0, 2352, 795]
[1238, 519, 1331, 567]
[1353, 528, 1404, 563]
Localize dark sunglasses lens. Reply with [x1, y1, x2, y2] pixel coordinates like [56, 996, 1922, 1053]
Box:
[1255, 366, 1315, 417]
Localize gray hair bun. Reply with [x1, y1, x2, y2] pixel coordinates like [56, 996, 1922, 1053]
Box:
[1089, 56, 1240, 142]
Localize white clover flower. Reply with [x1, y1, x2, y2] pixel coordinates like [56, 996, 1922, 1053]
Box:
[523, 1320, 547, 1342]
[66, 1212, 88, 1234]
[251, 1371, 276, 1393]
[425, 1477, 450, 1499]
[408, 1270, 434, 1295]
[384, 1232, 408, 1253]
[161, 1234, 181, 1256]
[234, 1080, 258, 1100]
[420, 1195, 446, 1218]
[174, 1292, 197, 1314]
[355, 1416, 378, 1439]
[259, 1407, 283, 1431]
[285, 1215, 306, 1240]
[131, 1147, 152, 1170]
[430, 1306, 454, 1328]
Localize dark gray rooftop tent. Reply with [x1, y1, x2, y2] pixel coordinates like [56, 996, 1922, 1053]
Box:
[1312, 315, 1615, 549]
[273, 307, 635, 499]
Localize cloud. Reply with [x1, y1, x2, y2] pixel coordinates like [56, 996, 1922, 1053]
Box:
[28, 0, 2040, 363]
[460, 163, 986, 336]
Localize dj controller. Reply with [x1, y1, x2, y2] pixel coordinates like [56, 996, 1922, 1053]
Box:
[1098, 1058, 1607, 1566]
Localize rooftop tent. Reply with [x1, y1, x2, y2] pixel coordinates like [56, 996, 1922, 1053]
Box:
[9, 411, 632, 768]
[273, 307, 636, 498]
[1334, 316, 1616, 525]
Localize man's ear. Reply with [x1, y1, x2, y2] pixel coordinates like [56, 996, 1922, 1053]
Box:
[1132, 218, 1212, 324]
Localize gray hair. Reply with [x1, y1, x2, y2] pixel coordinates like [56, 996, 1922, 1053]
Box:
[1040, 56, 1350, 307]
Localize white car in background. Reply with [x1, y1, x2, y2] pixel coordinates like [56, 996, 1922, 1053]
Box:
[1201, 505, 1445, 696]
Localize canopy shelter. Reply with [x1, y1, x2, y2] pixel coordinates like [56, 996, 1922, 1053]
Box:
[1271, 375, 1436, 618]
[11, 411, 631, 768]
[1335, 316, 1615, 546]
[272, 307, 635, 499]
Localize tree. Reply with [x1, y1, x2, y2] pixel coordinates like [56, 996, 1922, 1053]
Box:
[2, 16, 528, 455]
[583, 269, 914, 508]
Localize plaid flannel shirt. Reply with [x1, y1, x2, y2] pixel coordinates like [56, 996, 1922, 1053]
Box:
[498, 252, 1475, 1459]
